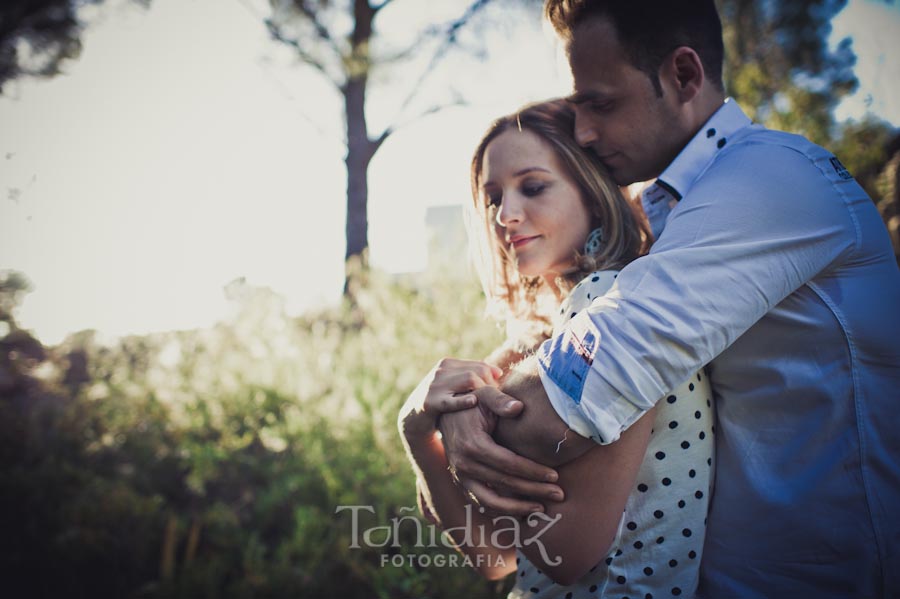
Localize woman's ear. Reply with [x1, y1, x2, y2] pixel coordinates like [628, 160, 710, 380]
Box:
[660, 46, 705, 103]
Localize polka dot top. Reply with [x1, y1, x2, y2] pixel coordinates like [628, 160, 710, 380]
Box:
[509, 270, 715, 599]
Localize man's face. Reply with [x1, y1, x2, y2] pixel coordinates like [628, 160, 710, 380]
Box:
[566, 17, 688, 185]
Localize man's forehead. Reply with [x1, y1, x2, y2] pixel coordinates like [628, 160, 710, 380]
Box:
[567, 15, 623, 60]
[566, 17, 639, 95]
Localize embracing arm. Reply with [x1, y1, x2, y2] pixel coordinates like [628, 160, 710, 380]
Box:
[401, 368, 654, 585]
[398, 358, 555, 580]
[536, 145, 859, 444]
[490, 357, 596, 467]
[516, 407, 654, 585]
[401, 431, 518, 580]
[450, 358, 655, 584]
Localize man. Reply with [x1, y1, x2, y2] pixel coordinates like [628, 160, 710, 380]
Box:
[438, 1, 900, 596]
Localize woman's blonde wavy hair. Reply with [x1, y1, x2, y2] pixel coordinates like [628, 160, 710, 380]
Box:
[467, 98, 651, 341]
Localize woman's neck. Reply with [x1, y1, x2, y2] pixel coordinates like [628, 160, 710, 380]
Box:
[542, 273, 565, 303]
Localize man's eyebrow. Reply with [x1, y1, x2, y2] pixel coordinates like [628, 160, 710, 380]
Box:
[566, 91, 603, 105]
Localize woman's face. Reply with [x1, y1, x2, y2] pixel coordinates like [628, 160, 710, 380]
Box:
[481, 128, 592, 284]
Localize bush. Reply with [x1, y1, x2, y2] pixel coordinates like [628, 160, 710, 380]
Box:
[1, 267, 512, 598]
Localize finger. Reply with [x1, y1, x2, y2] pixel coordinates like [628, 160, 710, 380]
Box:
[473, 386, 524, 417]
[427, 393, 477, 414]
[456, 459, 564, 502]
[438, 370, 492, 395]
[472, 436, 559, 482]
[462, 478, 544, 516]
[437, 359, 501, 387]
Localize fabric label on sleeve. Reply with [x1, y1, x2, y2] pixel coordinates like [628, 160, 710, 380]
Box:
[537, 316, 598, 405]
[641, 183, 676, 240]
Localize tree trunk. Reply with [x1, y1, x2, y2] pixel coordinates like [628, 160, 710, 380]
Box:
[344, 76, 370, 266]
[342, 0, 378, 295]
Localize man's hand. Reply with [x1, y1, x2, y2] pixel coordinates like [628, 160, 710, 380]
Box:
[439, 386, 564, 516]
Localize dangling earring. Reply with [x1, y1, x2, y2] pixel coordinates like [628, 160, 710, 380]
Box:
[584, 227, 604, 255]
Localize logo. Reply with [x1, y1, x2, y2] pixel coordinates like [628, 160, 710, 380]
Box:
[829, 157, 852, 180]
[335, 504, 563, 568]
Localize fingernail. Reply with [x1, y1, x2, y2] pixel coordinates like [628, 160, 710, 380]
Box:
[505, 400, 520, 411]
[531, 505, 544, 513]
[551, 492, 564, 501]
[545, 472, 558, 482]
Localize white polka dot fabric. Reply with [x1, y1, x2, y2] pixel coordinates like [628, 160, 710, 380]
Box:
[509, 270, 715, 599]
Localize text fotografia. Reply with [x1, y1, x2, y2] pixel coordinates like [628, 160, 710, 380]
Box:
[381, 551, 507, 569]
[335, 504, 562, 567]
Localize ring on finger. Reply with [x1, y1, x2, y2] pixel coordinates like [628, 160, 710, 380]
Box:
[448, 464, 461, 485]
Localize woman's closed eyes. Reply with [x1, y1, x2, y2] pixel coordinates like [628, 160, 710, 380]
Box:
[485, 179, 552, 209]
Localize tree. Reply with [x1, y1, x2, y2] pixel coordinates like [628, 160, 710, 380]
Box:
[718, 0, 898, 258]
[0, 0, 149, 94]
[717, 0, 859, 146]
[264, 0, 538, 293]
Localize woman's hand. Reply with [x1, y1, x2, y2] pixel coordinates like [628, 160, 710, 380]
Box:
[399, 358, 503, 445]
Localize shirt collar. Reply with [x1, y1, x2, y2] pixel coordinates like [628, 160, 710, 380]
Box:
[641, 99, 752, 239]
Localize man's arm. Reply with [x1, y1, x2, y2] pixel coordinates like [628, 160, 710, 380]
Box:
[534, 144, 858, 444]
[488, 357, 595, 467]
[434, 357, 594, 515]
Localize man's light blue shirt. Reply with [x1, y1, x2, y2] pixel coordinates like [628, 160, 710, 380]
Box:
[537, 99, 900, 597]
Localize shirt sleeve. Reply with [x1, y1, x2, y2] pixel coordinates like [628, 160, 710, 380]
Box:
[538, 142, 859, 444]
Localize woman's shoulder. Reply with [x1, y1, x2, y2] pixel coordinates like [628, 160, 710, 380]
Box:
[558, 270, 620, 323]
[573, 269, 620, 291]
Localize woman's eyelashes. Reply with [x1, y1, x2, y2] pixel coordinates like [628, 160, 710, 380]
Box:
[484, 178, 551, 208]
[521, 179, 548, 197]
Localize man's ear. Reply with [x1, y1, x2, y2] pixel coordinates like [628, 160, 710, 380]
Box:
[661, 46, 705, 103]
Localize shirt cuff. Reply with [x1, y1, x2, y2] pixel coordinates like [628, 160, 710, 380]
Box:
[536, 310, 644, 445]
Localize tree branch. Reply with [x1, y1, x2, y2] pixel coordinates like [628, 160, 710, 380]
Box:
[295, 0, 345, 58]
[264, 18, 343, 87]
[376, 23, 445, 64]
[370, 0, 396, 14]
[384, 0, 492, 130]
[370, 95, 467, 159]
[369, 126, 393, 157]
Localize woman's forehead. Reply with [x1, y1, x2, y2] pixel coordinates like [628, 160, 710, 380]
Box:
[482, 129, 559, 180]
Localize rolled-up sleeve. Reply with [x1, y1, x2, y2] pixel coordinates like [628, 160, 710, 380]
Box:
[538, 142, 858, 444]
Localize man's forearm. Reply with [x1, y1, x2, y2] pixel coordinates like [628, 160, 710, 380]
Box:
[492, 357, 594, 467]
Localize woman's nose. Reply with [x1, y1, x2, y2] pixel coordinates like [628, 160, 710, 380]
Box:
[495, 193, 523, 227]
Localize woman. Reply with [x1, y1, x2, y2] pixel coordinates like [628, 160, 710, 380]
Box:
[399, 99, 714, 598]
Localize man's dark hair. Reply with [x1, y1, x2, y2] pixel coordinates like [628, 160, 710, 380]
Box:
[545, 0, 725, 95]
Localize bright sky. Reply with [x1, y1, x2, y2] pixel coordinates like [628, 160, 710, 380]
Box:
[1, 0, 898, 345]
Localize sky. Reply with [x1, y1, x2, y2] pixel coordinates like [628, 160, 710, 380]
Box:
[1, 0, 898, 345]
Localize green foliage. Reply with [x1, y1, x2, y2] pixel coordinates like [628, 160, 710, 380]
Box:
[0, 267, 510, 598]
[831, 116, 897, 197]
[718, 0, 858, 145]
[0, 0, 150, 94]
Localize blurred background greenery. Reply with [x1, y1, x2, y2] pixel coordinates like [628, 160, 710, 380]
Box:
[1, 264, 512, 598]
[1, 0, 898, 597]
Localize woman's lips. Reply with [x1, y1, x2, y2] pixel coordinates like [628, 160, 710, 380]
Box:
[509, 235, 539, 249]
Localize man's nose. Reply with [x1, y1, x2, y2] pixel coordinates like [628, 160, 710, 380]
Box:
[574, 112, 598, 148]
